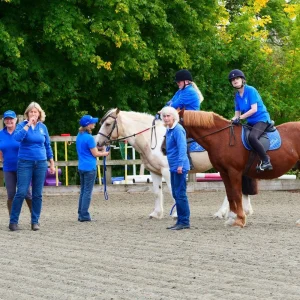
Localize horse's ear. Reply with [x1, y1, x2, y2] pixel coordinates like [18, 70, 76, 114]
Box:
[116, 108, 120, 115]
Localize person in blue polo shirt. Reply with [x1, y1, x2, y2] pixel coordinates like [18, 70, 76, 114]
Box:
[0, 110, 32, 216]
[161, 106, 190, 231]
[158, 69, 204, 168]
[165, 69, 203, 110]
[229, 69, 273, 171]
[9, 103, 55, 231]
[76, 115, 109, 222]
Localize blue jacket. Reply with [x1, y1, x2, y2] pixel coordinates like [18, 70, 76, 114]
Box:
[166, 84, 200, 110]
[14, 121, 53, 161]
[0, 128, 20, 171]
[234, 85, 271, 125]
[166, 122, 190, 172]
[76, 131, 97, 171]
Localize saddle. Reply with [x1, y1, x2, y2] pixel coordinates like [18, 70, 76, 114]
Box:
[242, 121, 281, 152]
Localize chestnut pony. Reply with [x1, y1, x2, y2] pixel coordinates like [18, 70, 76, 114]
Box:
[179, 110, 300, 227]
[96, 108, 256, 219]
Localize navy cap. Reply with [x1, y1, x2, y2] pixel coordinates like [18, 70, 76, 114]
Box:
[79, 115, 99, 127]
[3, 110, 17, 119]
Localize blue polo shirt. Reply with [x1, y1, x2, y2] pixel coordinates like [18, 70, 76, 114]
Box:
[0, 128, 20, 171]
[166, 84, 200, 111]
[76, 131, 97, 171]
[234, 85, 271, 125]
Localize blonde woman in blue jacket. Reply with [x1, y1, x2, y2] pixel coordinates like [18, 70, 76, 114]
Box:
[9, 102, 55, 231]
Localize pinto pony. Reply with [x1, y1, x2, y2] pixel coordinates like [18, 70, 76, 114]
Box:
[96, 108, 255, 219]
[179, 110, 300, 227]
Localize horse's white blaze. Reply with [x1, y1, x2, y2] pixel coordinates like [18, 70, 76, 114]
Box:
[96, 109, 249, 220]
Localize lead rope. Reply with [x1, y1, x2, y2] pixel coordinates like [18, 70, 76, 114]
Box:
[103, 145, 111, 200]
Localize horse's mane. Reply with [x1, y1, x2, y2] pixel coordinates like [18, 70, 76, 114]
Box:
[100, 108, 117, 123]
[101, 108, 156, 125]
[183, 111, 228, 128]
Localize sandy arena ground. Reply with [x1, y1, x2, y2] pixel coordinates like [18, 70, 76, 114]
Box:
[0, 190, 299, 300]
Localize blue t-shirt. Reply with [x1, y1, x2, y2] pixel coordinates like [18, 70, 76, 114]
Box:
[166, 84, 200, 111]
[165, 122, 190, 172]
[0, 128, 20, 171]
[234, 85, 271, 125]
[76, 132, 97, 171]
[14, 121, 53, 161]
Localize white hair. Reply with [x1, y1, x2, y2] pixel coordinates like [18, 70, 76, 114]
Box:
[160, 106, 179, 122]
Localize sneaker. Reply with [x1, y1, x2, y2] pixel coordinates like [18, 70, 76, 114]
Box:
[259, 160, 273, 171]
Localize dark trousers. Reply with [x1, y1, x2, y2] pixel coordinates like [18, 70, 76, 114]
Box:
[248, 122, 269, 161]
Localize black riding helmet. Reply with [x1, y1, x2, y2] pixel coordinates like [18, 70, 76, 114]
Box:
[175, 69, 193, 82]
[228, 69, 246, 82]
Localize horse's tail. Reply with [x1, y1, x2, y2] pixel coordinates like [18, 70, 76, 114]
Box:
[292, 160, 300, 171]
[242, 175, 258, 195]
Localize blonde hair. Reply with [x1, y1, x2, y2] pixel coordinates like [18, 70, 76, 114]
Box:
[24, 102, 46, 122]
[190, 82, 204, 103]
[78, 126, 93, 134]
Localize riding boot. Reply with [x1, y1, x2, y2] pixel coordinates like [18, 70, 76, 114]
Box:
[7, 199, 13, 216]
[25, 199, 32, 214]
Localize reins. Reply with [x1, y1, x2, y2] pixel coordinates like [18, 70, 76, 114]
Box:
[185, 123, 237, 146]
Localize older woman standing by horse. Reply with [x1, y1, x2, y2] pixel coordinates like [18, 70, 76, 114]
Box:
[161, 106, 191, 230]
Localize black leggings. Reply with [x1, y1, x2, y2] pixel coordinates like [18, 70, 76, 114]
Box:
[248, 122, 269, 161]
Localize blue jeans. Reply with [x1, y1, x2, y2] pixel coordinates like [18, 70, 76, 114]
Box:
[10, 160, 48, 225]
[78, 170, 96, 221]
[170, 171, 190, 226]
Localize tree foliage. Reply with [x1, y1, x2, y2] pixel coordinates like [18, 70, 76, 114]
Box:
[0, 0, 299, 136]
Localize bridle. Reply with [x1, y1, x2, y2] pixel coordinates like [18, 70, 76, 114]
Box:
[98, 112, 156, 146]
[97, 115, 119, 145]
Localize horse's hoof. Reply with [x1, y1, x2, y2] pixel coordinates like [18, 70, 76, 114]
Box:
[245, 208, 254, 216]
[213, 211, 225, 219]
[149, 212, 163, 219]
[233, 216, 246, 228]
[224, 218, 235, 226]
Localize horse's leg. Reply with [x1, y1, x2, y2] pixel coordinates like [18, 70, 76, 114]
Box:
[243, 194, 253, 216]
[213, 194, 252, 219]
[149, 172, 164, 219]
[296, 219, 300, 226]
[161, 168, 177, 218]
[222, 173, 246, 227]
[213, 195, 229, 219]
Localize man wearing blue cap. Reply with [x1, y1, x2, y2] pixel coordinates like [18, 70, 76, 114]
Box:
[76, 115, 109, 222]
[0, 110, 32, 216]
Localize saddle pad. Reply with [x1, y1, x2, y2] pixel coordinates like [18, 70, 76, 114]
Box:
[189, 140, 206, 152]
[242, 127, 281, 151]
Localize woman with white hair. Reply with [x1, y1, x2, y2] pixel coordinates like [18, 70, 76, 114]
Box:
[161, 106, 191, 230]
[9, 102, 55, 231]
